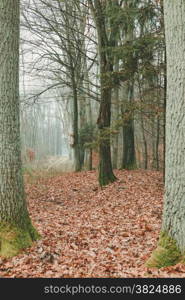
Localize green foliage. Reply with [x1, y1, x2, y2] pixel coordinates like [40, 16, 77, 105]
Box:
[79, 123, 97, 149]
[102, 0, 165, 86]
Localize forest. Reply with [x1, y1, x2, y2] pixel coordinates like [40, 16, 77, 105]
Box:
[0, 0, 185, 280]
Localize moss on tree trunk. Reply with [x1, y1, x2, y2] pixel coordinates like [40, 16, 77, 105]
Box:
[146, 232, 183, 268]
[0, 219, 40, 258]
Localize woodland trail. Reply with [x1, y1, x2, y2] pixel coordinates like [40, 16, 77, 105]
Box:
[0, 169, 184, 278]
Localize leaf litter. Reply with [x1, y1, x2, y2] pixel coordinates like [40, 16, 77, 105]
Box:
[0, 169, 184, 278]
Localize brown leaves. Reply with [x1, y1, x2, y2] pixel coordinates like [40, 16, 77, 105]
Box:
[1, 169, 180, 278]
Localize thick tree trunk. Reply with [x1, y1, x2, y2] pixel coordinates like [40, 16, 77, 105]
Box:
[0, 0, 39, 257]
[147, 0, 185, 268]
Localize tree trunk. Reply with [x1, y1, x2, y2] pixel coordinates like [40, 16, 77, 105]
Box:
[121, 81, 136, 170]
[163, 44, 167, 181]
[155, 116, 160, 171]
[89, 0, 116, 186]
[97, 57, 117, 185]
[141, 108, 148, 169]
[111, 57, 120, 170]
[151, 114, 160, 171]
[84, 148, 92, 171]
[72, 75, 81, 172]
[147, 0, 185, 268]
[122, 119, 136, 170]
[98, 86, 117, 185]
[0, 0, 39, 257]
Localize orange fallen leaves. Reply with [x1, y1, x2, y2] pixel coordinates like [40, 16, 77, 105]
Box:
[0, 169, 182, 278]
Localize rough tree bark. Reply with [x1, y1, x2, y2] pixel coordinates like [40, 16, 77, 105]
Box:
[88, 0, 116, 186]
[147, 0, 185, 268]
[0, 0, 39, 257]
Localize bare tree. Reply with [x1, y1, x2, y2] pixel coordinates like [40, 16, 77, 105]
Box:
[21, 0, 98, 171]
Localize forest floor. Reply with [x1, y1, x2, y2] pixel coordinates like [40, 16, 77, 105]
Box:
[1, 169, 185, 278]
